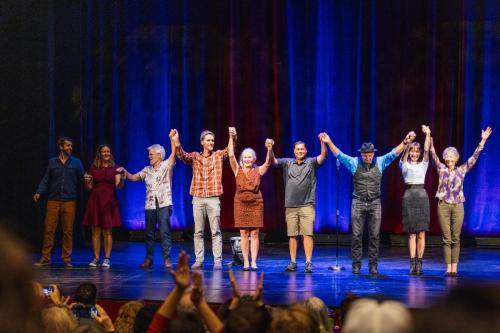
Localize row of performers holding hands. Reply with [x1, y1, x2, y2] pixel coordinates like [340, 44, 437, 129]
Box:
[34, 125, 492, 276]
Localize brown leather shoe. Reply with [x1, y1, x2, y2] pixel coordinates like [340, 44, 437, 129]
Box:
[164, 258, 173, 269]
[140, 258, 153, 269]
[33, 258, 51, 267]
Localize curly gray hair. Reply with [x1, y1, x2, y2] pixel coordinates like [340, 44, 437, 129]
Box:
[147, 144, 166, 160]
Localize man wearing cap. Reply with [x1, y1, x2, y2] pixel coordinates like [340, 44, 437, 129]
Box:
[321, 132, 415, 275]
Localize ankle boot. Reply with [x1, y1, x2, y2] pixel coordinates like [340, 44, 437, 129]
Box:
[409, 258, 417, 275]
[416, 258, 423, 275]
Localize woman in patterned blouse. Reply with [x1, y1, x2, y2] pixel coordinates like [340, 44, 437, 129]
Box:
[430, 126, 492, 277]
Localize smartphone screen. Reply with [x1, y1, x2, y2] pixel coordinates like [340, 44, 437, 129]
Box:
[42, 286, 54, 296]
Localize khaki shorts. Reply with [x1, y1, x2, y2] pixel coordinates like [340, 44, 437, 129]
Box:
[285, 205, 315, 236]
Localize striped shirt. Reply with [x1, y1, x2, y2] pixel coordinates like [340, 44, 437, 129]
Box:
[176, 147, 227, 197]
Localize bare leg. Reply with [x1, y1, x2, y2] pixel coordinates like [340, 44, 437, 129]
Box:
[408, 233, 416, 258]
[304, 235, 313, 262]
[451, 263, 458, 273]
[289, 236, 297, 262]
[250, 229, 259, 268]
[91, 226, 101, 259]
[240, 229, 250, 268]
[103, 228, 113, 259]
[417, 231, 425, 258]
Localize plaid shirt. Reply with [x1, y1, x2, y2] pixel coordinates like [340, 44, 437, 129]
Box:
[176, 147, 227, 197]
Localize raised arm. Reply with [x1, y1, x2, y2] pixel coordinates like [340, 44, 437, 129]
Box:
[258, 138, 274, 176]
[321, 132, 359, 173]
[399, 145, 410, 166]
[316, 133, 328, 165]
[321, 132, 340, 156]
[228, 127, 238, 176]
[429, 137, 442, 167]
[168, 129, 177, 165]
[461, 126, 492, 172]
[191, 271, 224, 333]
[156, 253, 190, 318]
[422, 125, 431, 162]
[171, 129, 194, 164]
[394, 131, 416, 155]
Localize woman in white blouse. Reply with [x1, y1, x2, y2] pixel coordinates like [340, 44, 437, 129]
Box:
[399, 125, 431, 275]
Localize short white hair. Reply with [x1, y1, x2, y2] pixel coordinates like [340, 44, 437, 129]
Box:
[147, 144, 166, 160]
[239, 148, 257, 167]
[443, 147, 460, 161]
[343, 299, 413, 333]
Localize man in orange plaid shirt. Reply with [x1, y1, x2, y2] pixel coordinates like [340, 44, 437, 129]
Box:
[171, 127, 237, 270]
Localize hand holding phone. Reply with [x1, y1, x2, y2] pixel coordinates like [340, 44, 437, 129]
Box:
[42, 286, 54, 296]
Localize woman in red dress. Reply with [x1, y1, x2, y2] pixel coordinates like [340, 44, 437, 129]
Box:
[83, 145, 124, 268]
[228, 128, 274, 270]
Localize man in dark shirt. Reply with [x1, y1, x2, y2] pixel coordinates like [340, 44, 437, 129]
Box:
[33, 137, 84, 267]
[273, 135, 327, 273]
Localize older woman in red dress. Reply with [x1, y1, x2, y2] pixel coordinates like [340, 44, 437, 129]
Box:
[83, 144, 125, 268]
[228, 128, 274, 271]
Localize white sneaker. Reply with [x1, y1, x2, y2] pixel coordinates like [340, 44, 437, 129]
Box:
[88, 258, 99, 267]
[101, 258, 110, 268]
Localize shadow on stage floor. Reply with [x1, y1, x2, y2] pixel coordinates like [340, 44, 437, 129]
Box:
[33, 241, 500, 308]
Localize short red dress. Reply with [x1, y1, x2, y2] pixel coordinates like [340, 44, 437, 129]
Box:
[234, 167, 263, 228]
[83, 165, 121, 228]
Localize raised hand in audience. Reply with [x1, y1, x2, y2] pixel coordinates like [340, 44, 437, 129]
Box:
[94, 304, 115, 333]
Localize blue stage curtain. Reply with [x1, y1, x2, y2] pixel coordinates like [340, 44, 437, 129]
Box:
[82, 0, 500, 236]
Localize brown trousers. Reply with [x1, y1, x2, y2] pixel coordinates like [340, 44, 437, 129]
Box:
[41, 200, 76, 262]
[437, 201, 464, 264]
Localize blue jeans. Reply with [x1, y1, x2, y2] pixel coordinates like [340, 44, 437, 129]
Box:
[351, 198, 381, 267]
[145, 205, 172, 261]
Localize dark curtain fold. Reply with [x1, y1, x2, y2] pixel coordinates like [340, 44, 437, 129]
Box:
[78, 0, 500, 236]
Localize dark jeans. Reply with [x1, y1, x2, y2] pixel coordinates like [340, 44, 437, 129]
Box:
[351, 198, 381, 267]
[145, 204, 172, 261]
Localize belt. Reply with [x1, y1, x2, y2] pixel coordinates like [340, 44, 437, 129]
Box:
[354, 196, 380, 202]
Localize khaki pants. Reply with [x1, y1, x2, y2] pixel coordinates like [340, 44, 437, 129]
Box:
[437, 201, 464, 264]
[192, 197, 222, 263]
[41, 200, 76, 262]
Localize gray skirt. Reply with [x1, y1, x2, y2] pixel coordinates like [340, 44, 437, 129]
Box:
[402, 184, 430, 233]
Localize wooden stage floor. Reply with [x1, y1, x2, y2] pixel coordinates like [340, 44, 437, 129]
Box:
[33, 241, 500, 308]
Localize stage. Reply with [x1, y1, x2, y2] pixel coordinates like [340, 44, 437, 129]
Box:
[33, 241, 500, 308]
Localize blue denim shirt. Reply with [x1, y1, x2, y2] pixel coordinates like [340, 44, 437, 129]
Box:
[335, 149, 398, 175]
[36, 156, 84, 201]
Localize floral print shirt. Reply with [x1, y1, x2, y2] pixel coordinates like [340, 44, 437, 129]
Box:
[430, 144, 483, 204]
[139, 160, 175, 209]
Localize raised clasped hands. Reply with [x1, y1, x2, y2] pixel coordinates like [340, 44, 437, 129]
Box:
[318, 132, 331, 144]
[265, 138, 274, 150]
[421, 125, 431, 135]
[404, 131, 416, 144]
[228, 127, 237, 139]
